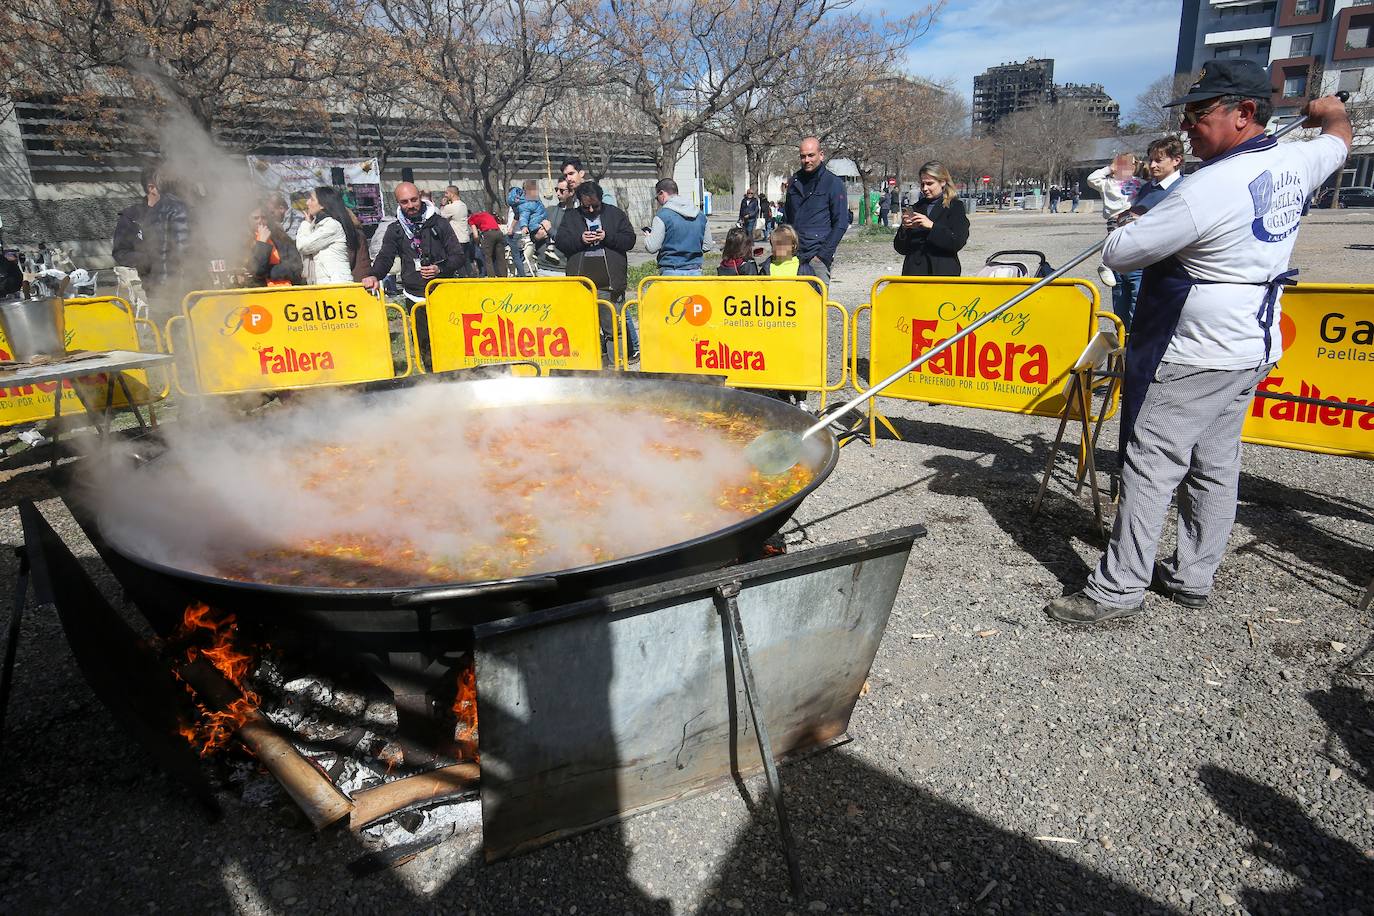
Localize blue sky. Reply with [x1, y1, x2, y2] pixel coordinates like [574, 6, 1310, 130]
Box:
[873, 0, 1183, 121]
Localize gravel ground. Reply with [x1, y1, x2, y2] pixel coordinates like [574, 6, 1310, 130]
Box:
[1, 209, 1371, 915]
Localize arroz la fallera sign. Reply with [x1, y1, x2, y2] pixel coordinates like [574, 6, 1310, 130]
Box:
[1243, 284, 1374, 460]
[635, 277, 828, 389]
[0, 297, 160, 428]
[181, 285, 397, 394]
[422, 277, 604, 372]
[865, 277, 1099, 418]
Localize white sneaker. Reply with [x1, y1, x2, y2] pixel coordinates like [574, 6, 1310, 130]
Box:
[18, 429, 49, 447]
[1097, 264, 1117, 288]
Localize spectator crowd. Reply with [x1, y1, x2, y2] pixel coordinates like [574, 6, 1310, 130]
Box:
[108, 130, 1219, 365]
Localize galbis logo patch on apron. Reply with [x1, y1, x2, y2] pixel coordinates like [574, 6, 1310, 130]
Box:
[1248, 169, 1305, 244]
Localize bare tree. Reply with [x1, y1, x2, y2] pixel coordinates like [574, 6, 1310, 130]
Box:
[992, 102, 1113, 187]
[2, 0, 344, 141]
[547, 82, 655, 181]
[1129, 72, 1193, 133]
[828, 73, 962, 197]
[330, 29, 445, 173]
[708, 11, 929, 190]
[366, 0, 589, 209]
[593, 0, 940, 180]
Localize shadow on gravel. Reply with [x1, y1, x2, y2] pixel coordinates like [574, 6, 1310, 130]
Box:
[1308, 685, 1374, 792]
[1234, 471, 1374, 597]
[1200, 763, 1374, 914]
[703, 748, 1175, 914]
[871, 415, 1099, 588]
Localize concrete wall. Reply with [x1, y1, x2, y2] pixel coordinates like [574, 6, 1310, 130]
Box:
[0, 105, 681, 267]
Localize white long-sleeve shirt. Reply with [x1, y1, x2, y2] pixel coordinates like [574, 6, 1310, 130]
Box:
[1086, 166, 1142, 221]
[1103, 133, 1347, 369]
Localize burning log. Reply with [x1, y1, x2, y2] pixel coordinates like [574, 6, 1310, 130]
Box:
[174, 603, 354, 830]
[349, 763, 480, 831]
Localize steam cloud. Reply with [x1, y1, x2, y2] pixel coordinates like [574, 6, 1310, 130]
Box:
[81, 382, 769, 587]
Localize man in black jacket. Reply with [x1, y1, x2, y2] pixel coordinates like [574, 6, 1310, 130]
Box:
[782, 137, 850, 286]
[117, 166, 190, 300]
[555, 180, 638, 362]
[112, 199, 152, 277]
[738, 188, 760, 239]
[363, 182, 468, 368]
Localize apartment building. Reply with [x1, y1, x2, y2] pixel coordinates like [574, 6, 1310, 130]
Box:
[972, 59, 1056, 133]
[1055, 83, 1123, 129]
[972, 59, 1122, 134]
[1176, 0, 1374, 185]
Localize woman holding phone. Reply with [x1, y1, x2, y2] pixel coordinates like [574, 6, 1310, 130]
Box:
[295, 186, 360, 285]
[893, 161, 969, 277]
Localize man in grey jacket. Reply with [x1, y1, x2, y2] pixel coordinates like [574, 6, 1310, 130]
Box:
[642, 179, 713, 275]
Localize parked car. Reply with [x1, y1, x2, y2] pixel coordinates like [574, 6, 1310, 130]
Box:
[1315, 186, 1374, 208]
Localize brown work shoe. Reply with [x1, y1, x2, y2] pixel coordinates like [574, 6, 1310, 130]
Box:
[1045, 591, 1144, 625]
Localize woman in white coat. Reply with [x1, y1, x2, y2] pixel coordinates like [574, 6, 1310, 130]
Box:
[294, 186, 360, 284]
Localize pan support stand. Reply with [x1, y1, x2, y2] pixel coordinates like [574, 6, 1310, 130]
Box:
[1031, 349, 1124, 543]
[712, 582, 805, 900]
[841, 397, 900, 449]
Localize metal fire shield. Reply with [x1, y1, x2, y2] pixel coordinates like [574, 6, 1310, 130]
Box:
[473, 526, 924, 861]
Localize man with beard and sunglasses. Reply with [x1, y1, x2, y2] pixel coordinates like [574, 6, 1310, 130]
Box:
[363, 182, 468, 368]
[1045, 61, 1350, 626]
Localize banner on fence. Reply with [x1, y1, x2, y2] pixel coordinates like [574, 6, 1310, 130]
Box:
[634, 277, 828, 389]
[865, 277, 1099, 418]
[1243, 283, 1374, 460]
[423, 277, 604, 373]
[178, 285, 398, 394]
[0, 296, 159, 428]
[246, 156, 385, 226]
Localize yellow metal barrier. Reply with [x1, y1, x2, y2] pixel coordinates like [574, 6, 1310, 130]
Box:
[166, 284, 410, 396]
[851, 275, 1100, 444]
[1242, 282, 1374, 460]
[417, 276, 606, 375]
[627, 276, 841, 394]
[0, 296, 165, 428]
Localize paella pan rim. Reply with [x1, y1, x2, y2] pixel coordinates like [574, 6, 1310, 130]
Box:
[96, 375, 840, 605]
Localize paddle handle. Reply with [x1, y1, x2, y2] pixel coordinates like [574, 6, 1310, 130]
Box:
[801, 93, 1349, 443]
[803, 241, 1104, 439]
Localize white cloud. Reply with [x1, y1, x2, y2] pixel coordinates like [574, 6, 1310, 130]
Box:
[880, 0, 1182, 120]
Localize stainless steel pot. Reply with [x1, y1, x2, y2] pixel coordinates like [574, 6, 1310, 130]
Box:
[0, 295, 67, 362]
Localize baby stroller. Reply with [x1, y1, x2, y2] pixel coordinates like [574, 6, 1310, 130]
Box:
[976, 249, 1054, 279]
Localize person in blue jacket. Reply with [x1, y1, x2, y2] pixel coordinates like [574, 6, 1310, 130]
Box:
[782, 136, 849, 286]
[643, 178, 712, 275]
[507, 179, 551, 275]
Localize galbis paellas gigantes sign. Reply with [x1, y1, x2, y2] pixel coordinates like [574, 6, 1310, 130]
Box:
[180, 285, 399, 393]
[634, 277, 828, 389]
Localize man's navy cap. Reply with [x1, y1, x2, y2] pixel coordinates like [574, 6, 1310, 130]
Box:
[1165, 60, 1271, 107]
